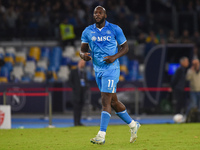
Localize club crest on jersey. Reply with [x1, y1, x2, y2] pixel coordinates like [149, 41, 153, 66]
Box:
[106, 30, 111, 34]
[91, 36, 111, 42]
[91, 36, 97, 41]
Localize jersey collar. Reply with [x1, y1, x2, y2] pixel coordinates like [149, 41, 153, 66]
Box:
[93, 21, 109, 28]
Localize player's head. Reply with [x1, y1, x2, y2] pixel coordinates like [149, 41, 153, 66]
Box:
[93, 6, 107, 25]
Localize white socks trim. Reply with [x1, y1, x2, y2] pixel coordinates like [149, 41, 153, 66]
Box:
[98, 131, 106, 138]
[128, 120, 136, 128]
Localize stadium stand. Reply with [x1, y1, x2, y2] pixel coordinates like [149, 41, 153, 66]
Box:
[24, 60, 36, 81]
[48, 46, 62, 72]
[40, 47, 50, 61]
[11, 65, 24, 81]
[0, 47, 5, 57]
[57, 66, 70, 82]
[29, 47, 41, 61]
[0, 65, 10, 82]
[37, 60, 48, 71]
[5, 47, 16, 56]
[0, 44, 145, 83]
[15, 52, 26, 66]
[63, 46, 76, 58]
[34, 71, 46, 82]
[0, 76, 8, 83]
[4, 56, 14, 65]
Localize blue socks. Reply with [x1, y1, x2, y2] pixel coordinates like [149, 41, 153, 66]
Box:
[116, 110, 132, 124]
[100, 111, 111, 132]
[99, 110, 133, 132]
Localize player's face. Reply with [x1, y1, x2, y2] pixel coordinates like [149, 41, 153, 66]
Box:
[93, 7, 106, 24]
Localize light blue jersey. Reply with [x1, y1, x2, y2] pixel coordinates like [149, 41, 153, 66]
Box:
[81, 21, 127, 72]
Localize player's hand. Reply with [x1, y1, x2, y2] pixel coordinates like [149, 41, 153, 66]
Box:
[103, 56, 116, 63]
[80, 52, 92, 61]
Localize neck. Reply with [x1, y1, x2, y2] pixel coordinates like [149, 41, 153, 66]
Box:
[96, 21, 106, 29]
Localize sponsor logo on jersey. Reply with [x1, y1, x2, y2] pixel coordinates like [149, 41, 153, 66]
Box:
[91, 36, 111, 42]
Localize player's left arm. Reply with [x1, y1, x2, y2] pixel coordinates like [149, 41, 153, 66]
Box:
[103, 41, 129, 63]
[104, 25, 129, 63]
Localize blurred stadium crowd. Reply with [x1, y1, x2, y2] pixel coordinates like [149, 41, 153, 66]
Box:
[0, 0, 200, 83]
[0, 0, 200, 40]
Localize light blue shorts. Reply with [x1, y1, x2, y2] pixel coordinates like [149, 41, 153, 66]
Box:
[95, 69, 120, 93]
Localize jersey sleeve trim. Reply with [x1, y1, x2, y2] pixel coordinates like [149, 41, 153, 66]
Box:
[81, 41, 88, 44]
[119, 40, 127, 46]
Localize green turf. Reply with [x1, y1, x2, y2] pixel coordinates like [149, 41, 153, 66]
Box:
[0, 124, 200, 150]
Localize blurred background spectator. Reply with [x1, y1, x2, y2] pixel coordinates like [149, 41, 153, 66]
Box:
[168, 30, 179, 43]
[0, 0, 198, 42]
[69, 59, 89, 126]
[186, 59, 200, 113]
[59, 18, 76, 47]
[171, 57, 189, 114]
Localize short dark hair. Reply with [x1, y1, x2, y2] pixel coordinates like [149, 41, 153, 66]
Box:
[94, 6, 106, 14]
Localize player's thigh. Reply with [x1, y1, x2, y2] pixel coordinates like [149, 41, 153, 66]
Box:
[101, 69, 120, 93]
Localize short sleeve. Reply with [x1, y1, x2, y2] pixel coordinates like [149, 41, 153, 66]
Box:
[115, 26, 127, 45]
[81, 29, 89, 43]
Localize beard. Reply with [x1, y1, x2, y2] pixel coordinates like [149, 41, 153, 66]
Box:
[95, 17, 105, 25]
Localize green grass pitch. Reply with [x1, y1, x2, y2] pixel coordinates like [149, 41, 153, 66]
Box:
[0, 124, 200, 150]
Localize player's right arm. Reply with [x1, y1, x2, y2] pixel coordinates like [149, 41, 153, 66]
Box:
[80, 28, 92, 61]
[80, 43, 92, 61]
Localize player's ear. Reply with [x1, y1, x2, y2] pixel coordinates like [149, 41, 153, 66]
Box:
[105, 14, 107, 19]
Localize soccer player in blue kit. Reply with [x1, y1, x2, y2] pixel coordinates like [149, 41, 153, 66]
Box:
[80, 6, 141, 145]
